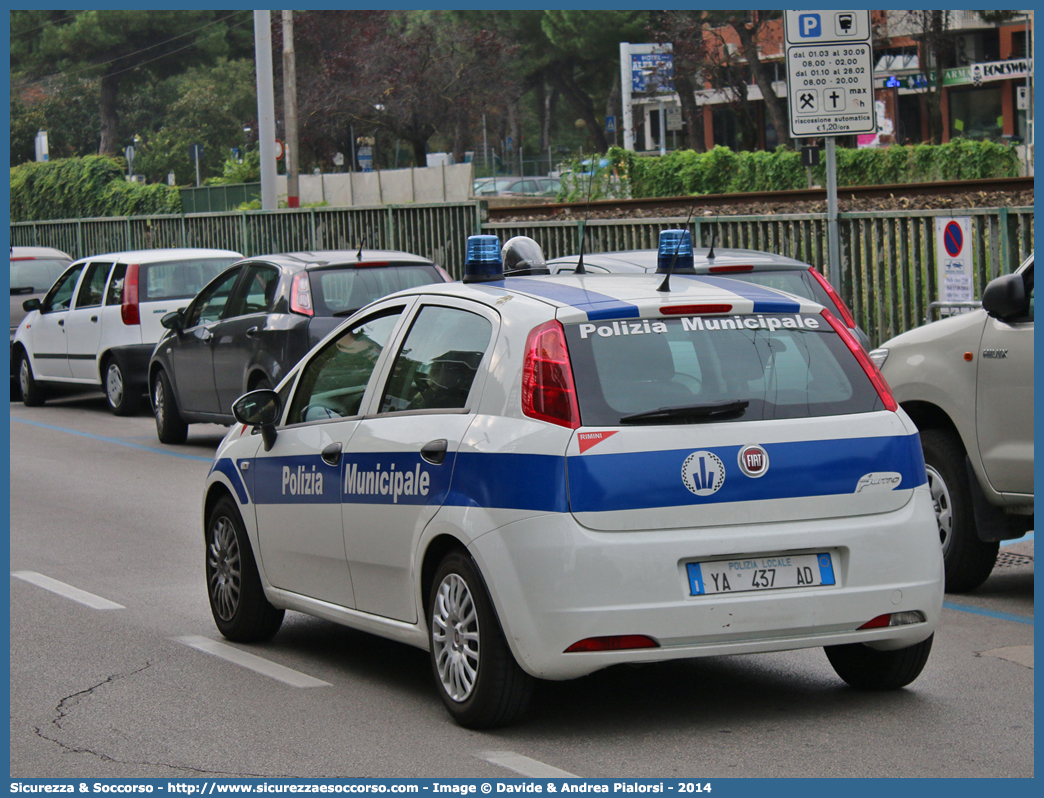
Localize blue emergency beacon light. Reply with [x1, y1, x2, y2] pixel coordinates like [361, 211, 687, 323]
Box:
[656, 229, 695, 274]
[463, 235, 504, 283]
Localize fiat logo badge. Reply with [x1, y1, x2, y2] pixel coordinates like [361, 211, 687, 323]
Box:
[738, 444, 769, 478]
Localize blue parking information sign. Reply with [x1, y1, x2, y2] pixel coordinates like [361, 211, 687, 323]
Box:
[784, 10, 875, 137]
[798, 13, 822, 38]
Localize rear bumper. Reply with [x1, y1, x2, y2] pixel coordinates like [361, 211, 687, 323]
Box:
[468, 487, 944, 680]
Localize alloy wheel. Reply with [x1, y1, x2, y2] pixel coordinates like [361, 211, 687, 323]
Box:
[431, 573, 480, 702]
[208, 516, 242, 622]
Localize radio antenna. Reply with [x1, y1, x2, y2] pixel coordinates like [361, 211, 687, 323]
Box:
[707, 216, 717, 261]
[574, 163, 596, 275]
[656, 200, 700, 293]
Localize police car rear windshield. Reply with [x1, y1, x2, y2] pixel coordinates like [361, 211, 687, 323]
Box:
[565, 313, 882, 425]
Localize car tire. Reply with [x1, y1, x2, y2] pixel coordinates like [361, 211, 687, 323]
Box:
[428, 550, 533, 729]
[920, 428, 998, 593]
[152, 369, 189, 444]
[104, 357, 141, 416]
[18, 352, 46, 407]
[206, 495, 284, 642]
[825, 634, 933, 690]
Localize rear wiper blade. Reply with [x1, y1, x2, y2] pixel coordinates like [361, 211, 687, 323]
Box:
[619, 399, 749, 424]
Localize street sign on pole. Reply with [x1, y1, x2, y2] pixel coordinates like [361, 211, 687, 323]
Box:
[784, 10, 875, 290]
[784, 10, 875, 138]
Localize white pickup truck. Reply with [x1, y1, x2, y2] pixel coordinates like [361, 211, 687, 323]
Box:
[870, 255, 1034, 592]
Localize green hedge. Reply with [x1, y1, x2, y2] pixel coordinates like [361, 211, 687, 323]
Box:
[10, 156, 181, 222]
[601, 139, 1021, 199]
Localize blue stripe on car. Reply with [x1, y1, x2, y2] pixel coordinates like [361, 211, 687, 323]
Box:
[493, 279, 641, 320]
[232, 433, 924, 513]
[566, 434, 927, 513]
[681, 275, 804, 313]
[211, 457, 250, 504]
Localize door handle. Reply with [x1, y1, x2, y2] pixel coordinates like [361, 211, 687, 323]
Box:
[91, 316, 98, 323]
[200, 328, 213, 342]
[321, 442, 343, 467]
[246, 326, 259, 338]
[420, 439, 448, 465]
[58, 319, 64, 327]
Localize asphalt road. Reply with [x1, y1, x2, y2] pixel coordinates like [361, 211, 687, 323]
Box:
[8, 393, 1034, 779]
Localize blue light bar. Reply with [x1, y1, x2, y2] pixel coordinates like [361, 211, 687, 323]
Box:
[656, 229, 695, 274]
[463, 235, 504, 283]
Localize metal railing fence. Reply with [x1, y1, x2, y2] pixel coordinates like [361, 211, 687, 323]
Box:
[12, 204, 1032, 346]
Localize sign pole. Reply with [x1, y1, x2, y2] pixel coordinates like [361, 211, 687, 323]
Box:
[784, 10, 875, 292]
[825, 137, 840, 287]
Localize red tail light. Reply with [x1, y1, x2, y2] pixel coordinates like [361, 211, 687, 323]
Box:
[708, 264, 754, 273]
[290, 272, 314, 316]
[121, 263, 140, 325]
[565, 635, 659, 653]
[660, 304, 733, 315]
[522, 320, 580, 429]
[809, 267, 858, 330]
[858, 615, 892, 629]
[821, 308, 897, 411]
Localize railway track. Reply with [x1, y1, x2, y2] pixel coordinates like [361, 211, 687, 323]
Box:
[485, 175, 1034, 221]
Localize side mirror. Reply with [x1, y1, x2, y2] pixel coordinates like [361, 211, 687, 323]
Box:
[22, 298, 41, 313]
[981, 272, 1027, 321]
[161, 310, 185, 332]
[232, 389, 281, 451]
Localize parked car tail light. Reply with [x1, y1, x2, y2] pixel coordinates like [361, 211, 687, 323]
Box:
[522, 320, 580, 429]
[290, 272, 314, 316]
[565, 635, 659, 652]
[821, 308, 897, 412]
[809, 267, 859, 330]
[121, 264, 140, 325]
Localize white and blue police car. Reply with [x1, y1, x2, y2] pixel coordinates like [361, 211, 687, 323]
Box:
[203, 230, 944, 728]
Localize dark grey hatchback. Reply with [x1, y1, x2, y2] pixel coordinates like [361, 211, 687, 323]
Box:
[148, 249, 450, 443]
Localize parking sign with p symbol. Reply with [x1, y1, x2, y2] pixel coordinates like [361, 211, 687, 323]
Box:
[799, 14, 821, 37]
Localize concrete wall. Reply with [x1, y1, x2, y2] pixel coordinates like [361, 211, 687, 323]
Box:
[276, 163, 474, 207]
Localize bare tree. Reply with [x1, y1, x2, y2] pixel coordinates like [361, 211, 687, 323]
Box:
[724, 11, 792, 149]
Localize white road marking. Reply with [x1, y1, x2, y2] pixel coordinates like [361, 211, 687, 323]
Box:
[175, 635, 332, 688]
[478, 750, 577, 778]
[979, 645, 1034, 669]
[12, 571, 125, 610]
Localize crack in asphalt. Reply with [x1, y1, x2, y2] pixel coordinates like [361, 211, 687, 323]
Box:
[30, 663, 291, 779]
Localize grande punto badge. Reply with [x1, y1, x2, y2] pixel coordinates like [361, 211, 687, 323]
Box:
[738, 444, 769, 478]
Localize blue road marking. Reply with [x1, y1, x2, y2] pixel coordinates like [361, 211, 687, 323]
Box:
[1002, 531, 1034, 545]
[11, 417, 214, 462]
[943, 602, 1033, 626]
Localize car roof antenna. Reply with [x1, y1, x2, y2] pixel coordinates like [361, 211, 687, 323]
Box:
[707, 210, 718, 261]
[574, 165, 597, 275]
[357, 232, 373, 262]
[656, 200, 700, 293]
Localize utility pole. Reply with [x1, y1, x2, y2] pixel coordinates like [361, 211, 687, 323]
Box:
[282, 10, 300, 208]
[254, 11, 278, 210]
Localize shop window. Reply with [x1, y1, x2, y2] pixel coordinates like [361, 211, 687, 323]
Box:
[948, 86, 1003, 142]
